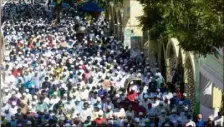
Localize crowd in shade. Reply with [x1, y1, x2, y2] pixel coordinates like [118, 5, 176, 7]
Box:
[1, 1, 223, 127]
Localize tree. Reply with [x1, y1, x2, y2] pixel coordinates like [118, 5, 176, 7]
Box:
[137, 0, 224, 56]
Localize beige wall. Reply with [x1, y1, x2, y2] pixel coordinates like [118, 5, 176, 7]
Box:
[129, 0, 143, 36]
[123, 0, 143, 48]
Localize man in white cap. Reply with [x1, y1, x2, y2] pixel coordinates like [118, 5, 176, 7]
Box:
[138, 112, 146, 127]
[94, 110, 107, 125]
[205, 116, 215, 127]
[2, 89, 11, 103]
[185, 115, 196, 127]
[80, 102, 93, 122]
[27, 120, 32, 127]
[213, 112, 223, 127]
[9, 101, 18, 116]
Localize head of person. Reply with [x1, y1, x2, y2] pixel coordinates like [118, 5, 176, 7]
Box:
[98, 110, 104, 118]
[83, 102, 89, 109]
[218, 111, 222, 117]
[107, 106, 111, 112]
[27, 120, 32, 127]
[187, 115, 192, 120]
[197, 114, 202, 121]
[138, 112, 143, 118]
[45, 77, 49, 81]
[208, 116, 213, 122]
[183, 93, 187, 99]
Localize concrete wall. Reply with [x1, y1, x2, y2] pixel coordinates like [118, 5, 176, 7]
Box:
[129, 0, 143, 36]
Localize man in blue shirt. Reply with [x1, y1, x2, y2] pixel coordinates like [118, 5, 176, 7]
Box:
[195, 114, 205, 127]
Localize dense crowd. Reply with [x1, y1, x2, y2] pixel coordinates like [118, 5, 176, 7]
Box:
[0, 2, 223, 127]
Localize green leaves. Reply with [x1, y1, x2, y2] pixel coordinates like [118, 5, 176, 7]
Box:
[137, 0, 224, 56]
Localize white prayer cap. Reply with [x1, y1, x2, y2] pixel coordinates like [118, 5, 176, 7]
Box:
[80, 61, 83, 65]
[27, 121, 32, 125]
[139, 112, 143, 115]
[97, 97, 101, 102]
[40, 109, 44, 112]
[25, 89, 29, 93]
[107, 105, 111, 109]
[115, 94, 120, 98]
[117, 66, 121, 70]
[156, 89, 160, 92]
[184, 106, 188, 111]
[4, 89, 9, 93]
[130, 81, 134, 85]
[173, 93, 176, 96]
[53, 92, 57, 96]
[28, 105, 32, 110]
[32, 102, 36, 105]
[12, 101, 16, 106]
[22, 93, 26, 96]
[98, 110, 103, 116]
[134, 117, 139, 122]
[208, 116, 213, 120]
[33, 95, 37, 99]
[69, 79, 73, 82]
[137, 73, 141, 77]
[183, 93, 187, 97]
[164, 124, 170, 127]
[12, 91, 16, 95]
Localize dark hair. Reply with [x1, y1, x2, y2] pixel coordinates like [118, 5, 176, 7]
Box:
[45, 77, 49, 81]
[187, 115, 191, 119]
[177, 124, 183, 127]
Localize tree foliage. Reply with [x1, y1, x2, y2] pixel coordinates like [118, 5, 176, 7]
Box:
[138, 0, 224, 56]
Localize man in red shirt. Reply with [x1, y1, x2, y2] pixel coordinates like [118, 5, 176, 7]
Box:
[127, 89, 138, 102]
[95, 110, 107, 125]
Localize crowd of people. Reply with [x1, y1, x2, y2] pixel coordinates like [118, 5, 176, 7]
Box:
[0, 1, 223, 127]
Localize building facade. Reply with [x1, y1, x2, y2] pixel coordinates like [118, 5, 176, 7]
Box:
[146, 37, 224, 118]
[197, 48, 224, 120]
